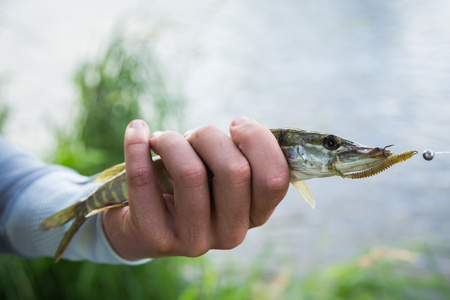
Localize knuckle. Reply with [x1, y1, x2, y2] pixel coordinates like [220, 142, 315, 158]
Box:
[250, 213, 270, 228]
[183, 239, 210, 258]
[151, 235, 175, 256]
[177, 163, 208, 188]
[263, 173, 290, 197]
[217, 232, 247, 250]
[184, 247, 209, 258]
[128, 167, 153, 187]
[225, 160, 251, 185]
[173, 223, 211, 258]
[250, 204, 277, 227]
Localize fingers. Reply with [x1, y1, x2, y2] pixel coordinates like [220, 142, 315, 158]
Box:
[229, 116, 290, 227]
[185, 126, 251, 249]
[149, 130, 211, 257]
[124, 120, 166, 225]
[104, 117, 290, 260]
[103, 120, 171, 260]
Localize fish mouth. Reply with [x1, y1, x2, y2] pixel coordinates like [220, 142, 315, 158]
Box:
[366, 145, 394, 158]
[347, 144, 394, 158]
[330, 144, 395, 177]
[329, 147, 418, 179]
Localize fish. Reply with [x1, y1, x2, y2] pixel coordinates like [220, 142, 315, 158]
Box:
[40, 128, 417, 262]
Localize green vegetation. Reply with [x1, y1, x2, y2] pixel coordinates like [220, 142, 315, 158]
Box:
[0, 83, 8, 133]
[298, 248, 450, 300]
[1, 247, 449, 299]
[51, 33, 184, 175]
[0, 256, 192, 300]
[0, 31, 449, 300]
[0, 106, 7, 133]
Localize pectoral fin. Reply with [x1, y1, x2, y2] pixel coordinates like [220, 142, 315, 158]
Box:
[291, 180, 315, 209]
[85, 203, 128, 218]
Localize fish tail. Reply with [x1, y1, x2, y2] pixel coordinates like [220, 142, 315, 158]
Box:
[40, 200, 89, 262]
[40, 171, 129, 262]
[54, 217, 86, 262]
[40, 201, 84, 230]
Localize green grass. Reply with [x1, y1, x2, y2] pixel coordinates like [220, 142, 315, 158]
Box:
[1, 247, 449, 299]
[0, 256, 194, 300]
[299, 253, 450, 300]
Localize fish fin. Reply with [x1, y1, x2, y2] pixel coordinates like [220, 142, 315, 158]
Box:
[40, 201, 89, 262]
[54, 217, 86, 263]
[291, 180, 316, 209]
[91, 163, 126, 184]
[40, 202, 81, 230]
[53, 202, 127, 262]
[85, 203, 128, 218]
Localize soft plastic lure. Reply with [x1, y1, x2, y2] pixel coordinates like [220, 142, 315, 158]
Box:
[328, 150, 418, 179]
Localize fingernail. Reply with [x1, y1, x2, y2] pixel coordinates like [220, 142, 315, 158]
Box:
[129, 120, 145, 128]
[231, 116, 252, 127]
[183, 130, 193, 138]
[150, 131, 163, 139]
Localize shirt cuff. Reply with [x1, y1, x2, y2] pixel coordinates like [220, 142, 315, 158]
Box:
[4, 166, 150, 265]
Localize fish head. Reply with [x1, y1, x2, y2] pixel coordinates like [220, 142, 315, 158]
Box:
[272, 129, 392, 181]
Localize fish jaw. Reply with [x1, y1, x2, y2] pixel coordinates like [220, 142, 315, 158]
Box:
[283, 144, 391, 181]
[327, 143, 393, 177]
[272, 129, 393, 181]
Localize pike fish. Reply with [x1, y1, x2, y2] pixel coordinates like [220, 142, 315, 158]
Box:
[40, 129, 417, 262]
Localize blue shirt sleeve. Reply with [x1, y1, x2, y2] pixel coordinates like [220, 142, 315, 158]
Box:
[0, 136, 149, 265]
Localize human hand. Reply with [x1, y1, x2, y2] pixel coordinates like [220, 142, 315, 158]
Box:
[103, 116, 289, 260]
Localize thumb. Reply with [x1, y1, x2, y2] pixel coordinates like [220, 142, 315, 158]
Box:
[124, 120, 165, 216]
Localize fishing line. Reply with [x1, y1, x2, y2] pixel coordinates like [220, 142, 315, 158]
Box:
[422, 149, 450, 161]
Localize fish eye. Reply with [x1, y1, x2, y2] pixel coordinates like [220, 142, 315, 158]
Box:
[323, 135, 341, 150]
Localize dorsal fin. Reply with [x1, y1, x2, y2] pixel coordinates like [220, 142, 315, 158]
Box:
[91, 163, 126, 184]
[291, 180, 316, 209]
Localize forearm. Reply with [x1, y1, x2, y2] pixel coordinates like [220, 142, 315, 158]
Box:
[0, 136, 149, 264]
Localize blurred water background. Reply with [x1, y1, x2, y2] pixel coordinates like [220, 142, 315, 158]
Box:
[1, 0, 450, 294]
